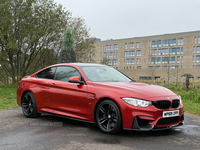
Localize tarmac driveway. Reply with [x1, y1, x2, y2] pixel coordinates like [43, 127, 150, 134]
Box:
[0, 107, 200, 150]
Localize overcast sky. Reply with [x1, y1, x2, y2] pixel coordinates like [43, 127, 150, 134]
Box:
[54, 0, 200, 41]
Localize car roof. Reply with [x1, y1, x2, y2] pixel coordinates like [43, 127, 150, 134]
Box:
[57, 63, 107, 67]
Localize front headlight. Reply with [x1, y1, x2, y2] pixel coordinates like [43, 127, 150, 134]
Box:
[178, 95, 182, 103]
[122, 98, 152, 107]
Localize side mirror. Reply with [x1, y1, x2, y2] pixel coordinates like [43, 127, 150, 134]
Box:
[68, 76, 84, 84]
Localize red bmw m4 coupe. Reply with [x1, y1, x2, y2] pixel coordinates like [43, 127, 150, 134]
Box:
[17, 63, 184, 134]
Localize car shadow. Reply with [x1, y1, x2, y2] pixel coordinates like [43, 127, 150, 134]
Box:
[36, 113, 182, 138]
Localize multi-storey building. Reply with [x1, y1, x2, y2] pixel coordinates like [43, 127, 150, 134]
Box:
[93, 31, 200, 82]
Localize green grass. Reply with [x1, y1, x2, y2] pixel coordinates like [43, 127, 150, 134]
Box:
[0, 85, 19, 110]
[166, 86, 200, 116]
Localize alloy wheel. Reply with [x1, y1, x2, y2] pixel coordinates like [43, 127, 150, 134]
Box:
[96, 100, 121, 134]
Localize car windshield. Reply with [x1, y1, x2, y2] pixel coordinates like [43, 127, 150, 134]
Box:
[80, 66, 132, 82]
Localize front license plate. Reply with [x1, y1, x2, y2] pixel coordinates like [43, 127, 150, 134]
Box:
[162, 110, 179, 118]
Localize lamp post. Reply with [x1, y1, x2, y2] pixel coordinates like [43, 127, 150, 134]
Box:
[169, 45, 172, 84]
[184, 54, 186, 74]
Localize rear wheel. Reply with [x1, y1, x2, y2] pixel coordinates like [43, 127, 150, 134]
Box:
[96, 100, 122, 134]
[22, 92, 41, 118]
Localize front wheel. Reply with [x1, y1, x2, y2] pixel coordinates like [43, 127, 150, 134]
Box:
[96, 100, 122, 134]
[22, 92, 41, 118]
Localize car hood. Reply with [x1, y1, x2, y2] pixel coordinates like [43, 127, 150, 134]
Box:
[92, 82, 177, 99]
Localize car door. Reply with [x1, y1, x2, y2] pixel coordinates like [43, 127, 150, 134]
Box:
[48, 66, 88, 115]
[34, 67, 56, 108]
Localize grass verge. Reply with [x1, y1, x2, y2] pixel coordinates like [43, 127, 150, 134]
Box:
[166, 86, 200, 116]
[0, 85, 19, 110]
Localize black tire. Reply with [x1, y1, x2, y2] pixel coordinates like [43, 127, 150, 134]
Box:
[22, 92, 41, 118]
[96, 100, 122, 134]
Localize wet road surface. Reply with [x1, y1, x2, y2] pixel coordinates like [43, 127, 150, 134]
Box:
[0, 107, 200, 150]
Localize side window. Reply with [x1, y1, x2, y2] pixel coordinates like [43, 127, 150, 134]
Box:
[55, 66, 80, 82]
[36, 67, 56, 79]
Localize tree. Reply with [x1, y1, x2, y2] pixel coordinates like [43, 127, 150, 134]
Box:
[0, 0, 94, 84]
[101, 57, 109, 65]
[147, 54, 156, 81]
[69, 17, 96, 63]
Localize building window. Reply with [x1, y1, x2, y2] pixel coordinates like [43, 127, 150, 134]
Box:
[197, 46, 200, 53]
[104, 52, 107, 58]
[113, 59, 118, 65]
[198, 37, 200, 44]
[130, 66, 132, 69]
[108, 60, 112, 65]
[152, 49, 157, 55]
[163, 40, 169, 46]
[181, 47, 183, 54]
[137, 66, 142, 69]
[137, 50, 141, 56]
[163, 39, 176, 46]
[125, 43, 127, 49]
[149, 41, 151, 47]
[114, 52, 116, 57]
[137, 42, 139, 48]
[193, 55, 195, 63]
[170, 65, 179, 69]
[125, 51, 135, 57]
[151, 57, 161, 64]
[148, 66, 160, 69]
[139, 76, 152, 80]
[162, 57, 169, 64]
[155, 66, 161, 69]
[130, 43, 134, 49]
[177, 56, 180, 63]
[158, 48, 168, 55]
[106, 45, 113, 50]
[114, 44, 118, 50]
[194, 46, 196, 53]
[169, 47, 181, 55]
[127, 66, 128, 69]
[109, 52, 113, 58]
[170, 39, 176, 46]
[170, 57, 175, 63]
[126, 59, 135, 65]
[148, 66, 153, 69]
[196, 55, 200, 63]
[152, 41, 156, 47]
[152, 40, 161, 47]
[162, 57, 175, 64]
[177, 38, 183, 45]
[193, 65, 195, 68]
[196, 65, 200, 68]
[109, 59, 118, 65]
[162, 66, 168, 69]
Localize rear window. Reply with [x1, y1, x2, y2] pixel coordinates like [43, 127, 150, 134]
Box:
[36, 67, 56, 79]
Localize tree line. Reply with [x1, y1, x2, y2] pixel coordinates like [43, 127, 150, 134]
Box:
[0, 0, 95, 84]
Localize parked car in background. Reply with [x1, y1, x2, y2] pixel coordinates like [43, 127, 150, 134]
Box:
[17, 63, 184, 134]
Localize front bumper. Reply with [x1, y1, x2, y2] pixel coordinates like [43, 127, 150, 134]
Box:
[131, 113, 184, 131]
[121, 97, 184, 130]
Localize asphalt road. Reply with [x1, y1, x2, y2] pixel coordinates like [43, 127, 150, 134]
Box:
[0, 107, 200, 150]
